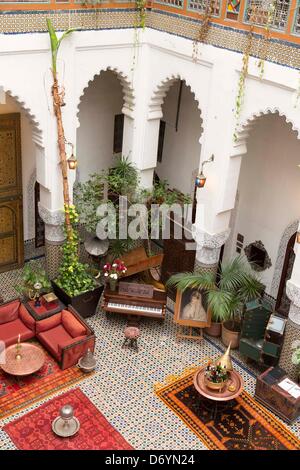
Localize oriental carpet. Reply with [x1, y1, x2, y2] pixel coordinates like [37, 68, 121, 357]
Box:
[0, 341, 88, 419]
[155, 370, 300, 450]
[4, 388, 133, 450]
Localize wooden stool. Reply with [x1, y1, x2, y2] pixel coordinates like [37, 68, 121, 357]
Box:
[122, 326, 140, 352]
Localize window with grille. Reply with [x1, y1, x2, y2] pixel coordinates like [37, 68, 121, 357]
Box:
[245, 0, 290, 30]
[188, 0, 220, 15]
[155, 0, 184, 8]
[293, 1, 300, 34]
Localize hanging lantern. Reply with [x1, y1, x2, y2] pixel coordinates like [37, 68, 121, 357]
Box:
[67, 153, 77, 170]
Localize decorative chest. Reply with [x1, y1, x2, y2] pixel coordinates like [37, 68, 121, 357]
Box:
[255, 366, 300, 424]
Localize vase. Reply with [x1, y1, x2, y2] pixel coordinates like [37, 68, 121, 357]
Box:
[109, 278, 118, 291]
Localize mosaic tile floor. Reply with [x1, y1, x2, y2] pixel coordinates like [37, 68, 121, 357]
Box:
[0, 297, 299, 450]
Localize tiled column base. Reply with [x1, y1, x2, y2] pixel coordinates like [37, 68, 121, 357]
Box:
[279, 317, 300, 381]
[45, 240, 63, 280]
[194, 258, 218, 277]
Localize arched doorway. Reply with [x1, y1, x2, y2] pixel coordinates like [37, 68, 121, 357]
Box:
[275, 232, 296, 317]
[76, 70, 125, 182]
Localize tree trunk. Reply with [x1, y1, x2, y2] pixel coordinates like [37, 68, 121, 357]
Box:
[51, 74, 72, 241]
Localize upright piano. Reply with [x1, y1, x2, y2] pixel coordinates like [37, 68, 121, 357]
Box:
[102, 286, 167, 321]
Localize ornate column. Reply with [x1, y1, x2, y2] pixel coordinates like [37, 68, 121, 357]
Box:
[38, 205, 65, 280]
[279, 279, 300, 380]
[193, 227, 230, 274]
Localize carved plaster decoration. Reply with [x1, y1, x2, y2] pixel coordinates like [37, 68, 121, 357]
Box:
[193, 228, 230, 265]
[288, 302, 300, 327]
[271, 220, 298, 299]
[38, 204, 65, 242]
[286, 279, 300, 309]
[26, 170, 36, 241]
[244, 240, 272, 272]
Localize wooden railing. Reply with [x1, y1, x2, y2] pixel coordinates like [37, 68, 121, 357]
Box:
[1, 0, 300, 44]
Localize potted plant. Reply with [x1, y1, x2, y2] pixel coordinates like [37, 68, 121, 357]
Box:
[52, 205, 103, 318]
[15, 261, 51, 301]
[167, 256, 264, 348]
[103, 259, 127, 291]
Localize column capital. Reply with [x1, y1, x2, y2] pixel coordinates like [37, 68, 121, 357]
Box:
[193, 227, 230, 265]
[38, 204, 65, 243]
[286, 280, 300, 325]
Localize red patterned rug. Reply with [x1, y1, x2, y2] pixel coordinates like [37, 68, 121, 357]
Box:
[0, 341, 88, 419]
[4, 388, 133, 450]
[156, 370, 300, 450]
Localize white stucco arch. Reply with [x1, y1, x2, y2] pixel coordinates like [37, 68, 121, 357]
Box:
[75, 65, 135, 128]
[148, 73, 204, 140]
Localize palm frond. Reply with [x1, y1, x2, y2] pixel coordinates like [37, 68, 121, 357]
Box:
[166, 271, 216, 292]
[207, 290, 239, 322]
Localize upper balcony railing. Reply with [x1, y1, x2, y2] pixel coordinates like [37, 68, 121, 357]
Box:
[1, 0, 300, 43]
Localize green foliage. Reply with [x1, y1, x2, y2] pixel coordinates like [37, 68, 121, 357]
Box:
[46, 19, 76, 74]
[55, 205, 96, 297]
[15, 261, 51, 298]
[135, 0, 146, 29]
[167, 255, 264, 324]
[74, 173, 105, 234]
[106, 156, 140, 196]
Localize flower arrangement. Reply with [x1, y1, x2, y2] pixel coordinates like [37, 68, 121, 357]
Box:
[204, 361, 229, 391]
[103, 259, 127, 290]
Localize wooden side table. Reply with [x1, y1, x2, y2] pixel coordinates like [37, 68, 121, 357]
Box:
[25, 299, 65, 321]
[255, 366, 300, 424]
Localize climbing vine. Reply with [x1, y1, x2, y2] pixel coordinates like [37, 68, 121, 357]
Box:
[192, 0, 215, 62]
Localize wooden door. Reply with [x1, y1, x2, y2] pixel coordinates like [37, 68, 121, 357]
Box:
[0, 114, 24, 272]
[275, 232, 296, 317]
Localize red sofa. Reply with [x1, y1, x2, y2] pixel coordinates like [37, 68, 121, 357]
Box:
[0, 300, 95, 370]
[0, 299, 35, 347]
[36, 306, 95, 370]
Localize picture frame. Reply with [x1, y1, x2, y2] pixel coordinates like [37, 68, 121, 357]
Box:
[174, 288, 211, 329]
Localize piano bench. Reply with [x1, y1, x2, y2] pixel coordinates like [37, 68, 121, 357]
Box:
[122, 326, 140, 352]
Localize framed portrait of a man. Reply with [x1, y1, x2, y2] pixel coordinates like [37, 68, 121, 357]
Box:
[174, 288, 211, 328]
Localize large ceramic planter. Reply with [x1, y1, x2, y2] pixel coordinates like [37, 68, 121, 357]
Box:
[221, 321, 241, 349]
[204, 322, 222, 337]
[52, 281, 103, 318]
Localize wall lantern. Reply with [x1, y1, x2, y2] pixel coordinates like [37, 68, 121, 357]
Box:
[297, 232, 300, 244]
[195, 154, 214, 188]
[67, 153, 78, 170]
[65, 140, 78, 170]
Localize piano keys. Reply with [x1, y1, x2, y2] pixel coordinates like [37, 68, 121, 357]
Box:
[102, 286, 167, 320]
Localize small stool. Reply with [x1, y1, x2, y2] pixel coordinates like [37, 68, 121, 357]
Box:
[122, 326, 140, 352]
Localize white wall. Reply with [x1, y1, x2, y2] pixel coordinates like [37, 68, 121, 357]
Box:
[76, 70, 124, 182]
[227, 114, 300, 294]
[156, 81, 202, 196]
[0, 95, 36, 241]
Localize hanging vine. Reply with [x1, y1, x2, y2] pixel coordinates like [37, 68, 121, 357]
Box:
[192, 0, 215, 62]
[257, 0, 276, 78]
[131, 0, 147, 76]
[233, 18, 255, 141]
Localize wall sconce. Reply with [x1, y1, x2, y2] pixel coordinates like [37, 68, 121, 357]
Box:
[195, 154, 214, 188]
[296, 232, 300, 244]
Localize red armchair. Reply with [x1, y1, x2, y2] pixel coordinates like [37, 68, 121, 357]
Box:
[36, 306, 95, 370]
[0, 299, 35, 347]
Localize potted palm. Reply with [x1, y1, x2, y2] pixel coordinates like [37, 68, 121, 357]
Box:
[167, 256, 264, 348]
